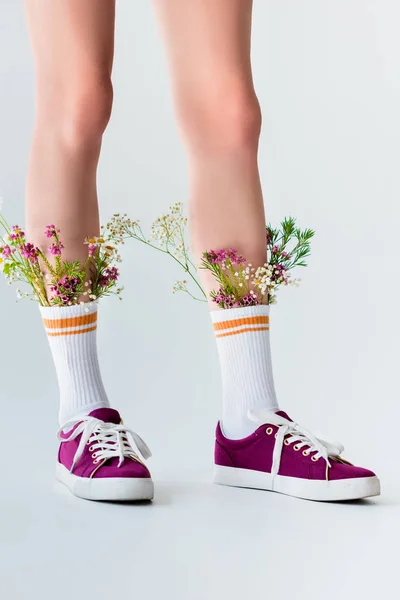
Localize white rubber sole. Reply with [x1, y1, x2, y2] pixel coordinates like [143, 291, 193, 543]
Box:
[56, 463, 154, 502]
[213, 465, 381, 502]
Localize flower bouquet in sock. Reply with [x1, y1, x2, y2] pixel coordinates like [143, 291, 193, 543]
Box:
[0, 208, 123, 306]
[202, 219, 314, 307]
[108, 202, 314, 306]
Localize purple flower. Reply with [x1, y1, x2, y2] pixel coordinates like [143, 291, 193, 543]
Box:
[0, 245, 14, 259]
[88, 244, 97, 257]
[274, 263, 287, 274]
[20, 243, 40, 264]
[227, 248, 246, 266]
[271, 263, 289, 284]
[9, 226, 25, 241]
[50, 275, 80, 305]
[49, 242, 64, 256]
[206, 248, 246, 267]
[45, 225, 60, 239]
[212, 288, 237, 309]
[205, 250, 219, 263]
[266, 228, 273, 245]
[241, 294, 260, 307]
[216, 249, 228, 263]
[98, 266, 119, 287]
[49, 293, 71, 305]
[59, 275, 79, 289]
[271, 245, 290, 261]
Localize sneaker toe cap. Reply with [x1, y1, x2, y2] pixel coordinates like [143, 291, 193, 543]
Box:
[93, 458, 151, 479]
[329, 461, 376, 481]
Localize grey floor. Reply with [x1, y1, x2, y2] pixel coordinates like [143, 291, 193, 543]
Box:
[1, 401, 397, 600]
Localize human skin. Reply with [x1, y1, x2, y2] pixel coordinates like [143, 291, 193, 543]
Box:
[24, 0, 115, 270]
[24, 0, 266, 303]
[153, 0, 267, 301]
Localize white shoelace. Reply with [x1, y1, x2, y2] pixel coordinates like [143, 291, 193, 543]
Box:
[57, 416, 152, 474]
[249, 409, 344, 485]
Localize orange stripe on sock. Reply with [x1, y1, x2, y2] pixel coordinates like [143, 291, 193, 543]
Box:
[43, 312, 97, 330]
[47, 325, 97, 337]
[213, 316, 269, 332]
[215, 326, 269, 338]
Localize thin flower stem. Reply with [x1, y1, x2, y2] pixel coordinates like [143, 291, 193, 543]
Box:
[183, 289, 207, 302]
[123, 233, 207, 299]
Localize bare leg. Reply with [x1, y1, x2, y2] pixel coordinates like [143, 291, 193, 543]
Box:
[153, 0, 266, 299]
[24, 0, 115, 265]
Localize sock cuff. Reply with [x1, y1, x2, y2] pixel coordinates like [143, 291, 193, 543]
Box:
[39, 301, 98, 318]
[40, 302, 99, 338]
[210, 305, 270, 338]
[210, 304, 270, 323]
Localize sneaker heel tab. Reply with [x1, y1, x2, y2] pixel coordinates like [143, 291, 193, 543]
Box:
[215, 440, 234, 467]
[215, 421, 224, 440]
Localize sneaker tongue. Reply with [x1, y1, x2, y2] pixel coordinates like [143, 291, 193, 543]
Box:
[275, 410, 293, 422]
[88, 408, 121, 424]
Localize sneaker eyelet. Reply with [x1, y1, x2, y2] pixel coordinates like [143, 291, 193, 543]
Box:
[93, 458, 99, 464]
[89, 446, 94, 452]
[311, 455, 319, 462]
[265, 427, 273, 436]
[293, 444, 301, 451]
[86, 440, 91, 446]
[302, 450, 310, 457]
[92, 453, 97, 459]
[284, 439, 291, 446]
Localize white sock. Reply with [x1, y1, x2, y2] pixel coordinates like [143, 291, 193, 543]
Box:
[40, 303, 110, 425]
[211, 305, 279, 439]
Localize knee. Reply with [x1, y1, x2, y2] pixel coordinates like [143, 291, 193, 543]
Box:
[177, 84, 262, 153]
[46, 78, 114, 150]
[65, 79, 113, 148]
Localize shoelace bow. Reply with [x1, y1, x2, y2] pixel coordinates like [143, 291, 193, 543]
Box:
[248, 409, 344, 484]
[57, 417, 152, 474]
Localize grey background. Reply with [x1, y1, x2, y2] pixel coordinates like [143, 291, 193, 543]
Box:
[0, 2, 399, 599]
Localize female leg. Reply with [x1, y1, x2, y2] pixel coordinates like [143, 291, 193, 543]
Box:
[25, 0, 115, 265]
[153, 0, 380, 501]
[24, 0, 153, 501]
[153, 0, 266, 295]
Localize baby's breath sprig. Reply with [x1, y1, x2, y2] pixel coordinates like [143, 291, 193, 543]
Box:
[102, 202, 207, 302]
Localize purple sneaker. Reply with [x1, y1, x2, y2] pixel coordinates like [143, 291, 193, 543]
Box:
[214, 409, 380, 501]
[56, 408, 154, 501]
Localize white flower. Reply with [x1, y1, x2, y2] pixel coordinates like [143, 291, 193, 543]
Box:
[172, 280, 188, 294]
